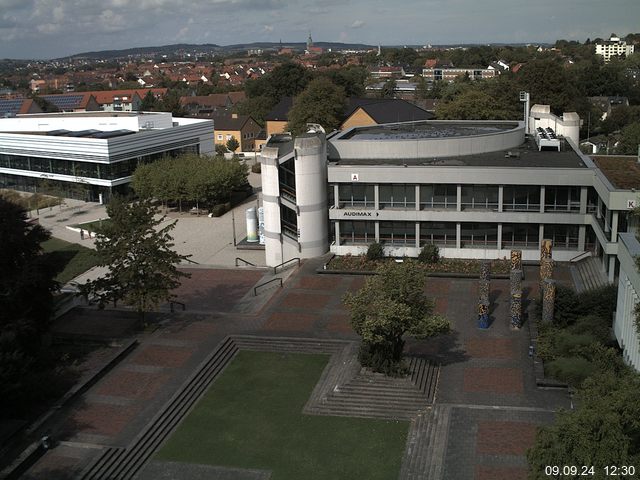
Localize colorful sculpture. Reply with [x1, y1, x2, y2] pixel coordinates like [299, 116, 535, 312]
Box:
[542, 279, 556, 323]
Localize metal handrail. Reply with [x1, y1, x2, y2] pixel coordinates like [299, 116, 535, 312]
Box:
[273, 257, 300, 274]
[235, 257, 256, 267]
[569, 250, 592, 263]
[254, 277, 283, 296]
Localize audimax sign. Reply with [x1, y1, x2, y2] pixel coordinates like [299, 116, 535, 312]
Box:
[343, 211, 379, 217]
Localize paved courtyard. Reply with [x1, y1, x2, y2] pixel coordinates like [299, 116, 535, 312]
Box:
[17, 258, 573, 480]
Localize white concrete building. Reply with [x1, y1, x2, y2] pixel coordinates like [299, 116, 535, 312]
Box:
[0, 111, 214, 202]
[614, 233, 640, 372]
[595, 34, 635, 63]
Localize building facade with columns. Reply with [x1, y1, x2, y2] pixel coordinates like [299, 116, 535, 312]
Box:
[259, 108, 638, 285]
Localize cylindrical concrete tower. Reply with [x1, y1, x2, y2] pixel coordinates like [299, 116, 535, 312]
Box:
[260, 144, 284, 266]
[294, 133, 329, 258]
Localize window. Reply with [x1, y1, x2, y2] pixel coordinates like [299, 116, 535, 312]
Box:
[278, 158, 296, 202]
[420, 222, 456, 246]
[338, 184, 374, 208]
[420, 184, 456, 209]
[339, 221, 375, 244]
[503, 186, 540, 211]
[545, 186, 580, 212]
[217, 134, 223, 140]
[281, 206, 298, 240]
[226, 134, 232, 141]
[544, 224, 579, 249]
[461, 185, 498, 210]
[502, 223, 539, 248]
[460, 223, 498, 247]
[379, 221, 416, 245]
[379, 184, 415, 209]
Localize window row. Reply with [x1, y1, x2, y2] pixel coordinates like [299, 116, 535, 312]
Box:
[0, 146, 198, 180]
[333, 184, 594, 213]
[337, 221, 580, 249]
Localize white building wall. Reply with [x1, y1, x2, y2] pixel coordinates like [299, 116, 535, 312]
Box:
[529, 105, 580, 146]
[614, 233, 640, 372]
[293, 134, 329, 258]
[260, 145, 284, 267]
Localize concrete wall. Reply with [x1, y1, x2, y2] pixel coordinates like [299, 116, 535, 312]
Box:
[614, 232, 640, 372]
[294, 134, 329, 259]
[330, 121, 524, 160]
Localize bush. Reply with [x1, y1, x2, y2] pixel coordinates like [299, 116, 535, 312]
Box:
[251, 162, 261, 174]
[366, 242, 385, 261]
[210, 202, 230, 217]
[553, 330, 601, 357]
[418, 244, 439, 264]
[546, 356, 597, 386]
[543, 284, 617, 327]
[358, 342, 409, 377]
[568, 314, 613, 345]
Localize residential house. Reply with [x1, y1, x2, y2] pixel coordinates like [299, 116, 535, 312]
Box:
[211, 112, 262, 152]
[341, 98, 434, 130]
[39, 93, 101, 112]
[0, 98, 43, 116]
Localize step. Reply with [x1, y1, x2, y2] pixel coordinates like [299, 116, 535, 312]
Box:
[82, 337, 240, 479]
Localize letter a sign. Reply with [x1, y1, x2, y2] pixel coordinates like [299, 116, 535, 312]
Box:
[351, 173, 359, 182]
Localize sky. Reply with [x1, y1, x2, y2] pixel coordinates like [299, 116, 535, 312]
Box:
[0, 0, 639, 59]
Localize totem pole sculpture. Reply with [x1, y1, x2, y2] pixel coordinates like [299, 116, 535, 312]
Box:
[539, 239, 553, 295]
[478, 261, 491, 329]
[510, 249, 522, 274]
[542, 279, 556, 323]
[510, 268, 523, 328]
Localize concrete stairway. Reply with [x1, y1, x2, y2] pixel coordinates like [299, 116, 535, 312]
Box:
[570, 256, 609, 293]
[305, 356, 439, 420]
[78, 337, 240, 480]
[398, 404, 452, 480]
[79, 336, 350, 480]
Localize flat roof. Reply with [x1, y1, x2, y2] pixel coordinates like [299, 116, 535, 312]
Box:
[330, 136, 587, 169]
[338, 120, 519, 141]
[591, 155, 640, 189]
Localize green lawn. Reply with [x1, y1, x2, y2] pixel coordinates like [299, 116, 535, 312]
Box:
[157, 351, 409, 480]
[41, 237, 99, 284]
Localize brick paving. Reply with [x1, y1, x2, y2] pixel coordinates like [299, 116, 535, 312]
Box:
[475, 465, 529, 480]
[463, 367, 524, 394]
[476, 421, 538, 455]
[17, 259, 575, 480]
[129, 344, 193, 368]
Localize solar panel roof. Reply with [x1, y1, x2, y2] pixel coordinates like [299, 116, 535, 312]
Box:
[0, 99, 24, 115]
[42, 95, 84, 109]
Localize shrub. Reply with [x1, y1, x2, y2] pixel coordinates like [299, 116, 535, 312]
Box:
[210, 203, 230, 217]
[553, 330, 601, 357]
[251, 162, 261, 174]
[546, 356, 597, 386]
[366, 242, 385, 261]
[358, 342, 409, 377]
[418, 244, 439, 264]
[568, 314, 613, 345]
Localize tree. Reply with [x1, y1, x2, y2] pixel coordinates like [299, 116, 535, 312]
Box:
[436, 88, 515, 120]
[226, 136, 240, 153]
[215, 143, 228, 155]
[343, 261, 449, 375]
[0, 198, 58, 408]
[617, 122, 640, 154]
[527, 370, 640, 478]
[139, 90, 160, 111]
[286, 77, 346, 135]
[379, 79, 397, 99]
[81, 198, 191, 322]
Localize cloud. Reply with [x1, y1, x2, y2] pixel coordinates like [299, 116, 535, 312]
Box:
[263, 24, 274, 33]
[350, 19, 365, 29]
